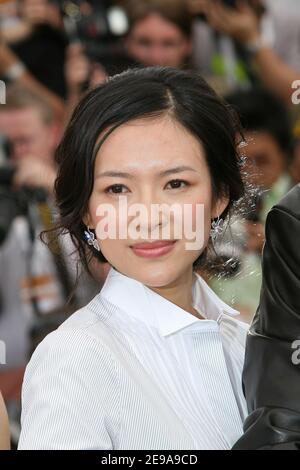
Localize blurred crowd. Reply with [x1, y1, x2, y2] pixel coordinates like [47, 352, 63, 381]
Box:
[0, 0, 300, 447]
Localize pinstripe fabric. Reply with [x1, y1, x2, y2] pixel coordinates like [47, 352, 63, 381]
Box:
[18, 267, 249, 450]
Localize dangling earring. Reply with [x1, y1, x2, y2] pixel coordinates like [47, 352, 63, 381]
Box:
[210, 216, 224, 241]
[84, 226, 100, 252]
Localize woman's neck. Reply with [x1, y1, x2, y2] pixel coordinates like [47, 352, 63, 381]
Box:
[149, 268, 204, 320]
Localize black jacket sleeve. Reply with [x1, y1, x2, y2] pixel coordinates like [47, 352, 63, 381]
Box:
[233, 184, 300, 450]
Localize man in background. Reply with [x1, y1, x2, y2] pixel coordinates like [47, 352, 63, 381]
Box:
[209, 88, 293, 321]
[0, 84, 100, 410]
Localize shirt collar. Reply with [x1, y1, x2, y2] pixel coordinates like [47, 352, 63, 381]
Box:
[100, 266, 240, 337]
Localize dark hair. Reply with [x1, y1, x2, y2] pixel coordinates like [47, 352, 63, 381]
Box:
[124, 0, 193, 37]
[226, 87, 292, 155]
[53, 66, 245, 275]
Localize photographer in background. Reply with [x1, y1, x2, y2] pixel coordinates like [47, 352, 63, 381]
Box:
[0, 37, 64, 121]
[208, 88, 293, 321]
[0, 391, 10, 450]
[233, 184, 300, 450]
[0, 84, 100, 421]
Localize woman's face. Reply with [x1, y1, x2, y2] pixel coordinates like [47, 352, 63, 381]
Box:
[86, 115, 227, 287]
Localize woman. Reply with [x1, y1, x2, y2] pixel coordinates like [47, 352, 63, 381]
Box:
[18, 66, 249, 450]
[0, 392, 10, 450]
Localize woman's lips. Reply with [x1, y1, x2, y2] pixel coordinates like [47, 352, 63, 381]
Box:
[130, 240, 177, 258]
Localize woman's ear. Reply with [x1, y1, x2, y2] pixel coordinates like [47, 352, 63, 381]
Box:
[211, 193, 230, 220]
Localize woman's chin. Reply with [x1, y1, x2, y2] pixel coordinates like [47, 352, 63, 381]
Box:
[122, 264, 185, 289]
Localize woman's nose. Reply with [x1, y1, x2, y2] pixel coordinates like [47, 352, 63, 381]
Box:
[129, 196, 170, 238]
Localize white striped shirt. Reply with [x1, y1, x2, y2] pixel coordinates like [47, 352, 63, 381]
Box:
[18, 267, 249, 450]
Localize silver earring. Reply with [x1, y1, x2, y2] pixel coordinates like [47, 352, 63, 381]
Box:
[210, 217, 224, 241]
[84, 226, 100, 252]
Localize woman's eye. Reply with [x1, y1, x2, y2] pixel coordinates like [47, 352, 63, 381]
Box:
[105, 184, 129, 194]
[165, 179, 189, 190]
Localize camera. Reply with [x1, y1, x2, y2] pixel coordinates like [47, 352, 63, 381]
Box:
[0, 135, 47, 246]
[57, 0, 130, 70]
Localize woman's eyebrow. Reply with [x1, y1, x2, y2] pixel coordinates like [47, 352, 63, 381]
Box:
[95, 171, 134, 179]
[95, 166, 197, 180]
[159, 166, 197, 177]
